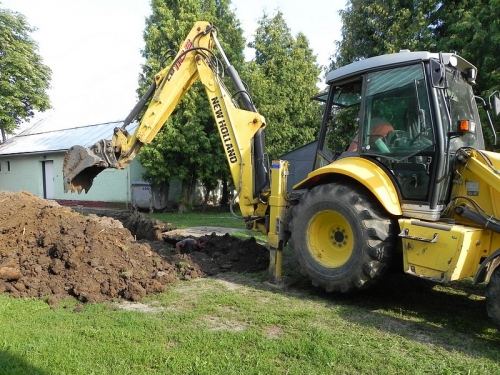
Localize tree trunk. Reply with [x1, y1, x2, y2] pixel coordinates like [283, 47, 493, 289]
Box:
[187, 174, 197, 206]
[178, 180, 191, 214]
[201, 186, 212, 214]
[219, 179, 230, 212]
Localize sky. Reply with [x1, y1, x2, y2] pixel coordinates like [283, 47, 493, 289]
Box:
[1, 0, 346, 132]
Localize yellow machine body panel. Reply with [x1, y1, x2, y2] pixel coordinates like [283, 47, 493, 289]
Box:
[399, 218, 490, 283]
[293, 157, 402, 216]
[449, 150, 500, 223]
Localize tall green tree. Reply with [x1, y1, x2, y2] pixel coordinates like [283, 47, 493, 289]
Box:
[434, 1, 500, 96]
[433, 0, 500, 146]
[137, 0, 245, 211]
[332, 0, 500, 147]
[332, 0, 437, 69]
[245, 11, 322, 159]
[0, 7, 51, 142]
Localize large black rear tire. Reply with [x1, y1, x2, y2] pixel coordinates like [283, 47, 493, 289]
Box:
[289, 182, 396, 293]
[486, 266, 500, 330]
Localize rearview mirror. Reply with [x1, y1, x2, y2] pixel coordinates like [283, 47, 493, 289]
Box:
[489, 92, 500, 116]
[430, 59, 447, 88]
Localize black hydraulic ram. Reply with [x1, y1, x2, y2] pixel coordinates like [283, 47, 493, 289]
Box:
[455, 206, 500, 234]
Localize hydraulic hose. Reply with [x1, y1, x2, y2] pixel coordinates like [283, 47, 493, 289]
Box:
[121, 81, 156, 130]
[212, 32, 270, 197]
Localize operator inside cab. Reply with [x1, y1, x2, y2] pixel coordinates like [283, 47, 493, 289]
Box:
[346, 117, 394, 153]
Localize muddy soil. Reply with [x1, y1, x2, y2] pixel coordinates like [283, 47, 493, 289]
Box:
[0, 191, 269, 305]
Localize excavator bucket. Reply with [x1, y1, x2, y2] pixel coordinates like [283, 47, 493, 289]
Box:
[62, 142, 115, 193]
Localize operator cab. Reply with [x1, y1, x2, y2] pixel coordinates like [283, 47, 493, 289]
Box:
[314, 51, 486, 221]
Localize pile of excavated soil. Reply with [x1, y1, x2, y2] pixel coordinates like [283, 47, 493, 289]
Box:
[0, 191, 269, 305]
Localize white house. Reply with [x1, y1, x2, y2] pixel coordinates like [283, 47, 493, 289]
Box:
[0, 120, 147, 210]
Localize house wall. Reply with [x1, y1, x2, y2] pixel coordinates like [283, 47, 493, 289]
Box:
[0, 150, 232, 210]
[0, 152, 146, 208]
[0, 153, 56, 196]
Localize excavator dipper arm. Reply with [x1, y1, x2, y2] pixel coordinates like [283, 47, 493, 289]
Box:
[62, 21, 273, 221]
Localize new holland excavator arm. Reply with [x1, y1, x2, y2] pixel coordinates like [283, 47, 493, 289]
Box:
[62, 22, 290, 283]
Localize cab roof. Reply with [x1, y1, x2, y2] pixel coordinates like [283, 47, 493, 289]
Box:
[325, 51, 476, 85]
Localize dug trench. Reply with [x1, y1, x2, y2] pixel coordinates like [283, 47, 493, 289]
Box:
[0, 191, 269, 306]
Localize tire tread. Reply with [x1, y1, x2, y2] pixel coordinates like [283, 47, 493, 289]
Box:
[289, 182, 396, 294]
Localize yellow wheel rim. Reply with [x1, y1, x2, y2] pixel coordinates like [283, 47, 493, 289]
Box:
[307, 210, 354, 268]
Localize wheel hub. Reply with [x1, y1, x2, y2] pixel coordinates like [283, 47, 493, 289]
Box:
[332, 227, 347, 246]
[308, 211, 354, 268]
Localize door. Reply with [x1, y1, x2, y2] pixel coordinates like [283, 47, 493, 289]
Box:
[42, 160, 55, 199]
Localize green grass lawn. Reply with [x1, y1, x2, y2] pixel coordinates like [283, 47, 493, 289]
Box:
[149, 211, 246, 230]
[2, 212, 500, 374]
[1, 274, 500, 375]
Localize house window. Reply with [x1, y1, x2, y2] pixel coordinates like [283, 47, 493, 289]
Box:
[6, 161, 10, 172]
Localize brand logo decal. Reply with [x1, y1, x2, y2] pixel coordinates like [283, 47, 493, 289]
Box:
[211, 97, 237, 163]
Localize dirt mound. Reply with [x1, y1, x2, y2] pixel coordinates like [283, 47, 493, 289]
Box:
[0, 191, 269, 305]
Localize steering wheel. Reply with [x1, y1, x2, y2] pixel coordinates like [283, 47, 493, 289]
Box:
[409, 133, 433, 147]
[387, 130, 410, 147]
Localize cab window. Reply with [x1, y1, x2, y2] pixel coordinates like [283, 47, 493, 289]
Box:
[360, 64, 434, 158]
[359, 64, 435, 201]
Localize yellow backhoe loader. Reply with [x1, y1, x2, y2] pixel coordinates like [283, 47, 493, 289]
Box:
[63, 22, 500, 329]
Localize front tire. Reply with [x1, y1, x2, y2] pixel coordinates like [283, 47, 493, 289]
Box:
[289, 182, 396, 293]
[486, 266, 500, 330]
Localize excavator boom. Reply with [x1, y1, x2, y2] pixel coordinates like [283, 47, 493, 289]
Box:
[62, 21, 280, 231]
[63, 22, 271, 200]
